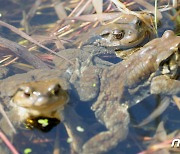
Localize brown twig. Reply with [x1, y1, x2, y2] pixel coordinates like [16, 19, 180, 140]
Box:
[0, 36, 49, 69]
[0, 131, 19, 154]
[0, 104, 16, 134]
[0, 20, 74, 65]
[0, 55, 19, 67]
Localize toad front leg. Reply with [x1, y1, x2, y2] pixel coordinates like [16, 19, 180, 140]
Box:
[82, 101, 129, 154]
[150, 75, 180, 95]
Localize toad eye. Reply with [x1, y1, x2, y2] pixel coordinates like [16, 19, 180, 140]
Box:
[50, 84, 61, 96]
[136, 19, 142, 27]
[112, 29, 125, 40]
[178, 43, 180, 50]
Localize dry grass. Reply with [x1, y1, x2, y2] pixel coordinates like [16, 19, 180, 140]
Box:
[0, 0, 179, 153]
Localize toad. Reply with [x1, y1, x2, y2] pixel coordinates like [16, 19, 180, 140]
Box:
[10, 79, 69, 122]
[0, 71, 70, 132]
[0, 77, 89, 152]
[0, 45, 111, 152]
[82, 30, 180, 153]
[83, 14, 151, 52]
[0, 30, 179, 154]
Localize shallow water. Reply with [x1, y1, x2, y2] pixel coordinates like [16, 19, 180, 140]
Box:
[0, 1, 180, 154]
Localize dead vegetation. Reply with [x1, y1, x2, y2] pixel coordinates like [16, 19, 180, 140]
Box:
[0, 0, 179, 153]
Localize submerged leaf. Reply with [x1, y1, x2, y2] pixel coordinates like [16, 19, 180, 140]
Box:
[24, 148, 32, 154]
[38, 119, 49, 127]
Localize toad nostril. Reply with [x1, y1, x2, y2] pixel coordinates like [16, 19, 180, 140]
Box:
[19, 86, 32, 98]
[101, 32, 110, 38]
[24, 92, 31, 97]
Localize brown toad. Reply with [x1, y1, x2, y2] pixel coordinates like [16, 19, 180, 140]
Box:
[11, 79, 69, 122]
[82, 30, 180, 154]
[0, 23, 179, 154]
[84, 14, 151, 51]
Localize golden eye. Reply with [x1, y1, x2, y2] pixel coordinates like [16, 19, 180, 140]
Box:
[50, 84, 61, 96]
[136, 19, 142, 26]
[24, 118, 35, 129]
[26, 118, 34, 124]
[113, 30, 125, 40]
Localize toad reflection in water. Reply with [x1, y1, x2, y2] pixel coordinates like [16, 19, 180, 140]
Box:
[0, 30, 179, 154]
